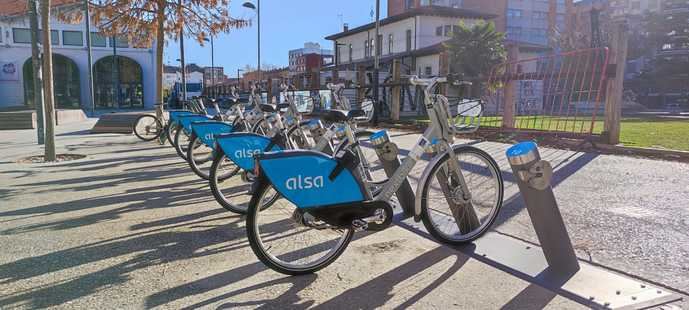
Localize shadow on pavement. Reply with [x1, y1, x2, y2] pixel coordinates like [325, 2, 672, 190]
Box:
[0, 214, 244, 309]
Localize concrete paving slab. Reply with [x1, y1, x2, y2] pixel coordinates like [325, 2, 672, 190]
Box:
[0, 122, 686, 309]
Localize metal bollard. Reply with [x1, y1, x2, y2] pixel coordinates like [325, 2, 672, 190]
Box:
[370, 130, 415, 217]
[506, 141, 580, 274]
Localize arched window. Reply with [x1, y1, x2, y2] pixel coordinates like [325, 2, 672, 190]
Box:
[93, 56, 143, 109]
[23, 54, 81, 109]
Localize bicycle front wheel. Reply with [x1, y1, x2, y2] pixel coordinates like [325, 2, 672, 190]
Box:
[247, 178, 354, 275]
[186, 134, 216, 180]
[420, 145, 503, 245]
[173, 126, 192, 161]
[134, 115, 163, 141]
[166, 122, 180, 147]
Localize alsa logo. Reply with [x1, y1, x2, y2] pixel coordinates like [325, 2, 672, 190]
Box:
[234, 149, 262, 158]
[285, 175, 324, 190]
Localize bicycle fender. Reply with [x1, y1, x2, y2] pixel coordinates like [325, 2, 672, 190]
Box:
[215, 133, 282, 171]
[178, 115, 212, 134]
[190, 121, 234, 148]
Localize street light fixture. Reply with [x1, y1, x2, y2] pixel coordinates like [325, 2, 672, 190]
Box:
[242, 1, 260, 85]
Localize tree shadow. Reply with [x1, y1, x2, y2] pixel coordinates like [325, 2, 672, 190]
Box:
[0, 183, 215, 235]
[0, 215, 245, 309]
[314, 246, 471, 309]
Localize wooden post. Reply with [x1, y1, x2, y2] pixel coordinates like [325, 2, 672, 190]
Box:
[332, 68, 339, 83]
[502, 44, 519, 129]
[267, 78, 273, 103]
[391, 59, 401, 120]
[357, 65, 366, 104]
[439, 50, 449, 95]
[603, 22, 628, 145]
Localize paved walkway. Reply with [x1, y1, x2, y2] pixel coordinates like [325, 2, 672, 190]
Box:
[0, 121, 687, 309]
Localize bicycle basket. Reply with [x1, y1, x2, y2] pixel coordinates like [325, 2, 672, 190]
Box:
[445, 96, 484, 134]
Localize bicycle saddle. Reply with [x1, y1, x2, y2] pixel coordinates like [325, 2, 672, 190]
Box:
[322, 109, 365, 123]
[259, 104, 277, 113]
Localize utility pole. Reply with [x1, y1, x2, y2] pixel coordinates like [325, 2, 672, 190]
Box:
[40, 0, 56, 161]
[372, 0, 381, 125]
[84, 0, 95, 115]
[29, 0, 44, 145]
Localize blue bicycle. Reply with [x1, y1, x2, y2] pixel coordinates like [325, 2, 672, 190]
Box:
[245, 76, 504, 275]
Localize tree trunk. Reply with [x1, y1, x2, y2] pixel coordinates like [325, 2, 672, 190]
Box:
[29, 0, 45, 145]
[155, 0, 165, 127]
[40, 0, 56, 161]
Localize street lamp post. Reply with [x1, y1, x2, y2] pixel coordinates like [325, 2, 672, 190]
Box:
[373, 0, 381, 125]
[243, 1, 260, 85]
[203, 36, 215, 98]
[237, 68, 244, 90]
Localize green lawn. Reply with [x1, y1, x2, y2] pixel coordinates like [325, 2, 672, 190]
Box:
[408, 115, 689, 151]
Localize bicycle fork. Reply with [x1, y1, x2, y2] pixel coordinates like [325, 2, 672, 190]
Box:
[434, 141, 481, 234]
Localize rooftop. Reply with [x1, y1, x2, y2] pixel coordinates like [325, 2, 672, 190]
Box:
[325, 6, 496, 41]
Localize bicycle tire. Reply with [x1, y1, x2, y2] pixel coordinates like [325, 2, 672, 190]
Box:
[420, 145, 503, 245]
[133, 115, 163, 141]
[186, 133, 215, 180]
[246, 177, 354, 275]
[166, 122, 180, 147]
[173, 125, 191, 161]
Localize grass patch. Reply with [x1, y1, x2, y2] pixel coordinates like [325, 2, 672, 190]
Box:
[405, 115, 689, 151]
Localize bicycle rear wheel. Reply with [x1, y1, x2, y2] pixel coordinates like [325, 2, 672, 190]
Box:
[134, 115, 163, 141]
[246, 178, 353, 275]
[420, 145, 503, 245]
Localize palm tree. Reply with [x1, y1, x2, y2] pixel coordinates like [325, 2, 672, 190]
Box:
[444, 22, 506, 80]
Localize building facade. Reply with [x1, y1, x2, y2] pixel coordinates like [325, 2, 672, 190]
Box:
[327, 6, 493, 78]
[0, 2, 158, 110]
[388, 0, 573, 47]
[203, 66, 224, 89]
[650, 0, 689, 107]
[288, 42, 333, 89]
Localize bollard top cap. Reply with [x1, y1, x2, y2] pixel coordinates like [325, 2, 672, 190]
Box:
[506, 141, 539, 165]
[370, 130, 390, 146]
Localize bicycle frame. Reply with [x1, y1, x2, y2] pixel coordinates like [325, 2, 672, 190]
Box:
[364, 78, 473, 221]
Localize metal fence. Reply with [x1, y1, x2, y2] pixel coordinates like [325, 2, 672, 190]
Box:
[482, 48, 610, 137]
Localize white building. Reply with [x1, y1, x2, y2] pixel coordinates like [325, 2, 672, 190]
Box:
[0, 2, 158, 111]
[163, 65, 204, 99]
[326, 6, 494, 77]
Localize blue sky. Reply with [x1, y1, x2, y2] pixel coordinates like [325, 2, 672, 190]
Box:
[165, 0, 388, 77]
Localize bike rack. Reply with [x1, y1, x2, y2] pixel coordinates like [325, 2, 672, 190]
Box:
[306, 120, 334, 155]
[369, 130, 415, 217]
[504, 141, 681, 308]
[506, 141, 580, 274]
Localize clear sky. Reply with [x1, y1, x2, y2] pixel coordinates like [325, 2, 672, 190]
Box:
[164, 0, 389, 77]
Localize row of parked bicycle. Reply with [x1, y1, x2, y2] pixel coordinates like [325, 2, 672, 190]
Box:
[133, 76, 504, 275]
